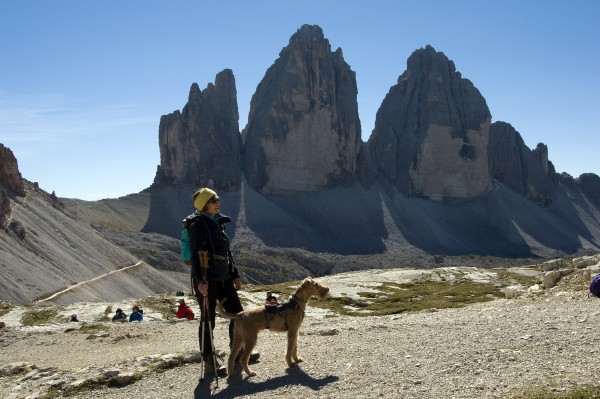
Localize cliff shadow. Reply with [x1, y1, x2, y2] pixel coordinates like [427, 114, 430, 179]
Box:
[242, 181, 388, 255]
[142, 184, 241, 242]
[380, 186, 534, 257]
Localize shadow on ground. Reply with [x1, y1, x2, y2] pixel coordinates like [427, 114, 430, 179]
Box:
[194, 366, 339, 398]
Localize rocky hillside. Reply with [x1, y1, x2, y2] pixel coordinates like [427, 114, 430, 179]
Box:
[0, 154, 189, 304]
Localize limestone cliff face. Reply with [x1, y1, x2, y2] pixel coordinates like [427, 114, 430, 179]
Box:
[366, 45, 492, 200]
[243, 24, 361, 195]
[488, 122, 555, 206]
[154, 69, 242, 191]
[0, 144, 25, 196]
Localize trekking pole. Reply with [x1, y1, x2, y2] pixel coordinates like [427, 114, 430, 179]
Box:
[203, 286, 220, 388]
[199, 294, 206, 382]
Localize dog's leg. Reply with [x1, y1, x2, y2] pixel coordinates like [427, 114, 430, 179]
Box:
[228, 329, 244, 376]
[286, 328, 303, 366]
[240, 332, 258, 377]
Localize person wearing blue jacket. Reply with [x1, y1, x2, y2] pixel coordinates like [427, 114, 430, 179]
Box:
[129, 305, 143, 322]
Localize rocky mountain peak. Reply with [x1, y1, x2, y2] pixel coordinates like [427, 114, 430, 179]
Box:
[576, 173, 600, 208]
[488, 122, 555, 206]
[0, 144, 25, 197]
[366, 45, 492, 200]
[243, 24, 361, 195]
[154, 69, 242, 191]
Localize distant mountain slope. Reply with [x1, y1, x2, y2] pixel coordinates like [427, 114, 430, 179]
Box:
[0, 182, 188, 304]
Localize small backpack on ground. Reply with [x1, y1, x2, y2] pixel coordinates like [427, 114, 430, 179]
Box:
[181, 213, 202, 265]
[589, 274, 600, 297]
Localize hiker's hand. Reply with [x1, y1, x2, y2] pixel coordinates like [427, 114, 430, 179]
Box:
[198, 281, 208, 296]
[233, 278, 241, 291]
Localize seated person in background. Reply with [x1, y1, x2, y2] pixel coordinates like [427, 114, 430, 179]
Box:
[112, 308, 128, 322]
[69, 314, 79, 322]
[129, 305, 144, 322]
[176, 299, 195, 320]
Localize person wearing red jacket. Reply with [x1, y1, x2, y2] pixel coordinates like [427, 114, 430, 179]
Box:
[176, 300, 195, 320]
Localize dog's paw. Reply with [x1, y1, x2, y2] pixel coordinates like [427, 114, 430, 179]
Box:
[247, 371, 257, 377]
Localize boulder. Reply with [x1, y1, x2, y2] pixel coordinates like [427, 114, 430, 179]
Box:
[243, 24, 361, 195]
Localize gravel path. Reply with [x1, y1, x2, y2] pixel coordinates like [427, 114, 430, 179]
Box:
[2, 269, 599, 399]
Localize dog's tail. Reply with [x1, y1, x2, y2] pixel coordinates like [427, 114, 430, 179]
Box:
[215, 299, 240, 320]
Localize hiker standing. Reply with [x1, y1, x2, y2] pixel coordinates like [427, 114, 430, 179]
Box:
[189, 187, 258, 376]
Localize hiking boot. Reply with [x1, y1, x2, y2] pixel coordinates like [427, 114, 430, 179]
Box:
[249, 350, 260, 364]
[203, 355, 227, 377]
[235, 350, 261, 364]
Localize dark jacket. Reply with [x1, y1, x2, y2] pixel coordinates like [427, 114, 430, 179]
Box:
[189, 213, 239, 283]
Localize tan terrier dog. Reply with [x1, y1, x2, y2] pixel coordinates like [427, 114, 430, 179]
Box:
[216, 277, 329, 377]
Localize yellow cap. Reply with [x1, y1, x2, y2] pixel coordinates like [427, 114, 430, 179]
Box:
[193, 188, 217, 211]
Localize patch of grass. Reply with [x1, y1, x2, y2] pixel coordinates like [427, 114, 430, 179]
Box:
[51, 373, 144, 397]
[506, 384, 600, 399]
[0, 301, 12, 317]
[76, 323, 109, 333]
[150, 356, 184, 373]
[139, 295, 177, 320]
[492, 268, 539, 287]
[313, 279, 503, 317]
[21, 307, 59, 326]
[101, 306, 112, 322]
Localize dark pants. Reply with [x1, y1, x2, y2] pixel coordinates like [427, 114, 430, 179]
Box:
[194, 279, 243, 356]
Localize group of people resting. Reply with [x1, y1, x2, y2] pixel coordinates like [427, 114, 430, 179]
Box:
[112, 305, 143, 322]
[110, 301, 195, 322]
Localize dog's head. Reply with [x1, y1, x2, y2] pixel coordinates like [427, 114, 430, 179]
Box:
[299, 277, 329, 300]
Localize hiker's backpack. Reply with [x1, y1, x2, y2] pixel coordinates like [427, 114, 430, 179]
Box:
[181, 213, 201, 265]
[590, 274, 600, 297]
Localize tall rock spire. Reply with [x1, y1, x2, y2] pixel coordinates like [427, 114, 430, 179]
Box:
[488, 122, 555, 206]
[366, 45, 492, 200]
[154, 69, 242, 191]
[243, 24, 361, 195]
[0, 144, 25, 196]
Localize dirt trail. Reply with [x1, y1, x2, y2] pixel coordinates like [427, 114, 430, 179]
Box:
[36, 260, 144, 303]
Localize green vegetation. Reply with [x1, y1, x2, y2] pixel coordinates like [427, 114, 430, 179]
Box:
[21, 307, 59, 326]
[242, 268, 539, 317]
[101, 306, 113, 322]
[45, 373, 144, 398]
[493, 267, 540, 287]
[507, 385, 600, 399]
[313, 279, 503, 316]
[139, 295, 179, 320]
[0, 301, 12, 317]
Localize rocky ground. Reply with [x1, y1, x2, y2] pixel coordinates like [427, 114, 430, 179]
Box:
[1, 262, 600, 399]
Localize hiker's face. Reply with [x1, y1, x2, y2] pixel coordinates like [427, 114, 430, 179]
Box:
[205, 196, 220, 216]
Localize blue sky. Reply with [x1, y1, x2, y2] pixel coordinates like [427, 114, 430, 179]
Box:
[1, 1, 599, 200]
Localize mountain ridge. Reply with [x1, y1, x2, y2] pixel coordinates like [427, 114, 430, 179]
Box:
[1, 24, 600, 305]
